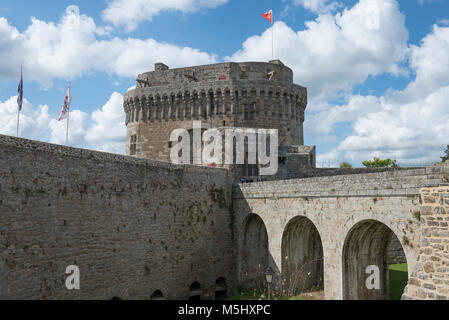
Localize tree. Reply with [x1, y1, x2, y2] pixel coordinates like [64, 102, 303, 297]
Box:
[362, 157, 398, 168]
[340, 162, 352, 168]
[441, 145, 449, 162]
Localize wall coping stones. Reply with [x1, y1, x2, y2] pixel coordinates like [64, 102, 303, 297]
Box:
[0, 134, 228, 176]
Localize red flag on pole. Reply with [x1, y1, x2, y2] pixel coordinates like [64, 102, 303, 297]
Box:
[262, 9, 274, 59]
[262, 9, 273, 23]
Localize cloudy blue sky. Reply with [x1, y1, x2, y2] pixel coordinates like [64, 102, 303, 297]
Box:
[0, 0, 448, 167]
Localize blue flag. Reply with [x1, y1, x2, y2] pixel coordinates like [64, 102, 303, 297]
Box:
[17, 68, 23, 112]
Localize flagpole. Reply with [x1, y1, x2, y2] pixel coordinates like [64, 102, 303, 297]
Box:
[271, 8, 274, 60]
[66, 106, 69, 145]
[16, 102, 20, 137]
[66, 82, 70, 145]
[17, 65, 22, 137]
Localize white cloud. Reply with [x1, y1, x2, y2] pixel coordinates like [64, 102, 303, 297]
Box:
[227, 0, 409, 103]
[312, 24, 449, 166]
[49, 109, 89, 147]
[1, 92, 126, 155]
[0, 17, 25, 81]
[0, 8, 217, 87]
[85, 92, 126, 154]
[405, 25, 449, 100]
[292, 0, 341, 13]
[102, 0, 228, 32]
[0, 0, 447, 167]
[305, 95, 381, 135]
[49, 92, 126, 154]
[0, 96, 50, 140]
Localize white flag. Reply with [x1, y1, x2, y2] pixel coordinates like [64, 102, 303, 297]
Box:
[58, 84, 71, 121]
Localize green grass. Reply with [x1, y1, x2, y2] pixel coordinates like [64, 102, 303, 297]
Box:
[228, 288, 266, 300]
[229, 265, 408, 301]
[389, 263, 408, 300]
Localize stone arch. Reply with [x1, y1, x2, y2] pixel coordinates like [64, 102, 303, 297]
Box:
[134, 97, 140, 122]
[199, 90, 207, 119]
[214, 277, 228, 300]
[342, 219, 408, 300]
[189, 281, 202, 300]
[239, 213, 269, 288]
[150, 290, 164, 300]
[140, 95, 147, 122]
[148, 95, 155, 121]
[128, 97, 135, 122]
[281, 216, 324, 295]
[155, 94, 162, 121]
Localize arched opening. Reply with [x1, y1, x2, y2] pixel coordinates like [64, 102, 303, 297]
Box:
[281, 216, 324, 296]
[110, 296, 122, 300]
[150, 290, 164, 300]
[387, 233, 409, 300]
[342, 220, 408, 300]
[214, 277, 228, 300]
[189, 281, 202, 300]
[240, 214, 269, 288]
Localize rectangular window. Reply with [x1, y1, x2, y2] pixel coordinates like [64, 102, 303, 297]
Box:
[244, 104, 255, 121]
[130, 135, 137, 155]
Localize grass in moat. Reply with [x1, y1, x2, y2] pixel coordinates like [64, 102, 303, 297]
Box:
[228, 264, 408, 301]
[389, 263, 408, 300]
[227, 288, 323, 300]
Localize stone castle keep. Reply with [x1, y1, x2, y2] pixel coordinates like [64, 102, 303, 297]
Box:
[0, 61, 449, 300]
[124, 61, 316, 179]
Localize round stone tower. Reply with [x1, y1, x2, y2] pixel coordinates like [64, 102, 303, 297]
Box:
[123, 60, 308, 162]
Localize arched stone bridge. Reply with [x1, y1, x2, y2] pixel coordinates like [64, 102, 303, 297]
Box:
[233, 165, 449, 300]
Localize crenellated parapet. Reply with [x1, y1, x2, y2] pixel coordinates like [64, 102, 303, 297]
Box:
[124, 83, 306, 125]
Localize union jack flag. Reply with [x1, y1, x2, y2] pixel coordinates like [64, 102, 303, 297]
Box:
[58, 84, 71, 121]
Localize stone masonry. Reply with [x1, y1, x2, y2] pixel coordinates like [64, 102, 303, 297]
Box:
[402, 186, 449, 300]
[0, 135, 234, 300]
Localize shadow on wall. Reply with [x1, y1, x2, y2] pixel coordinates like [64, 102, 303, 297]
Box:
[342, 220, 408, 300]
[281, 216, 324, 296]
[238, 213, 280, 293]
[238, 212, 325, 298]
[0, 259, 9, 299]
